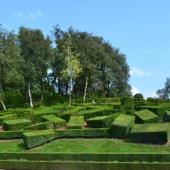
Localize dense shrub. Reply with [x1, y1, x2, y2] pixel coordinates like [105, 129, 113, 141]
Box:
[0, 131, 23, 139]
[129, 123, 169, 144]
[110, 114, 135, 138]
[86, 113, 119, 128]
[3, 119, 32, 131]
[67, 116, 84, 129]
[120, 97, 134, 112]
[24, 121, 54, 130]
[164, 110, 170, 122]
[57, 112, 71, 122]
[0, 114, 17, 124]
[134, 93, 144, 100]
[78, 107, 117, 119]
[135, 106, 165, 122]
[23, 130, 55, 148]
[42, 115, 66, 128]
[55, 128, 110, 138]
[133, 109, 158, 123]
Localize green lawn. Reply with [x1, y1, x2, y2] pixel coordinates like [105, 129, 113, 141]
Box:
[29, 138, 170, 153]
[1, 138, 170, 153]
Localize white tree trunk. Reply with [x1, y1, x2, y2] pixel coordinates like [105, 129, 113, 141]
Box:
[69, 77, 73, 106]
[0, 98, 6, 110]
[83, 77, 88, 103]
[28, 81, 33, 108]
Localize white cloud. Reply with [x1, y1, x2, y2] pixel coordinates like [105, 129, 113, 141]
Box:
[13, 9, 44, 19]
[131, 86, 140, 95]
[130, 66, 152, 77]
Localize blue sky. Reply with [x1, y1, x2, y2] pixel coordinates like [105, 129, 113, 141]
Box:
[1, 0, 170, 98]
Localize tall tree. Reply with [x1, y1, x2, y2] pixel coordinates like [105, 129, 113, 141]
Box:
[60, 35, 82, 105]
[156, 78, 170, 99]
[0, 26, 23, 110]
[18, 27, 52, 107]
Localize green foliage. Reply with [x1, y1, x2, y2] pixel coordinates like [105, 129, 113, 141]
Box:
[67, 116, 84, 129]
[55, 128, 110, 138]
[24, 121, 54, 130]
[164, 110, 170, 122]
[3, 119, 32, 131]
[78, 107, 116, 119]
[136, 106, 165, 122]
[0, 131, 23, 139]
[120, 97, 134, 113]
[42, 114, 66, 128]
[110, 114, 135, 138]
[0, 114, 17, 124]
[23, 130, 55, 148]
[134, 109, 159, 123]
[134, 93, 144, 100]
[129, 123, 169, 144]
[86, 114, 119, 128]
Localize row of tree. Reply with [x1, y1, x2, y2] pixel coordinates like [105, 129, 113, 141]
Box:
[0, 24, 131, 109]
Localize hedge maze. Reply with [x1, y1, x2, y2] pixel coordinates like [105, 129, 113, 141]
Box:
[1, 98, 170, 169]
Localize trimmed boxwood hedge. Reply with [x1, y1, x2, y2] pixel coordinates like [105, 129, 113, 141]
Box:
[41, 115, 66, 128]
[78, 107, 117, 119]
[0, 114, 17, 124]
[23, 130, 55, 148]
[3, 119, 32, 131]
[54, 128, 110, 138]
[110, 114, 135, 138]
[86, 113, 119, 128]
[0, 160, 170, 170]
[24, 121, 54, 130]
[67, 116, 84, 129]
[133, 109, 158, 123]
[0, 131, 23, 139]
[164, 110, 170, 122]
[129, 123, 169, 144]
[135, 106, 165, 122]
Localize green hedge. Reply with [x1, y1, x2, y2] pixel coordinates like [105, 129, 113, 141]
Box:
[78, 107, 117, 120]
[133, 109, 158, 123]
[3, 119, 32, 131]
[86, 113, 119, 128]
[0, 131, 23, 139]
[2, 152, 170, 162]
[23, 130, 55, 148]
[164, 110, 170, 122]
[0, 160, 170, 170]
[129, 123, 169, 144]
[41, 115, 66, 128]
[57, 112, 71, 122]
[67, 116, 84, 129]
[24, 121, 54, 130]
[110, 114, 135, 138]
[55, 128, 110, 138]
[0, 114, 17, 124]
[135, 106, 165, 122]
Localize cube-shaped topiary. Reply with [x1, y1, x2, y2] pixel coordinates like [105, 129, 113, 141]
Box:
[23, 130, 55, 148]
[3, 119, 32, 131]
[67, 116, 84, 129]
[134, 109, 158, 123]
[110, 114, 135, 138]
[129, 123, 169, 144]
[42, 114, 66, 128]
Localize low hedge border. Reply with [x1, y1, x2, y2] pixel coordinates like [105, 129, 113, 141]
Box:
[23, 130, 55, 149]
[24, 121, 54, 130]
[1, 153, 170, 162]
[55, 128, 110, 138]
[1, 160, 170, 170]
[0, 131, 23, 139]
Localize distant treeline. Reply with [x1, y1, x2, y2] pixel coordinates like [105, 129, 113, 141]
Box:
[0, 24, 131, 109]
